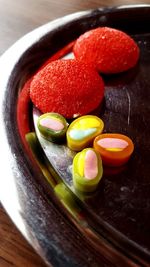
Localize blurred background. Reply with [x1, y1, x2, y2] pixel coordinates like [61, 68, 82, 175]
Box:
[0, 1, 150, 266]
[0, 0, 150, 55]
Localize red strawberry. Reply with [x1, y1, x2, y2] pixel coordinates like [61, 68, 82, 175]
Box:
[73, 27, 140, 74]
[30, 59, 104, 118]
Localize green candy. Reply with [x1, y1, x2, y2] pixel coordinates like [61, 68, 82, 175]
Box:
[73, 148, 103, 193]
[37, 112, 68, 142]
[54, 183, 83, 220]
[25, 132, 57, 188]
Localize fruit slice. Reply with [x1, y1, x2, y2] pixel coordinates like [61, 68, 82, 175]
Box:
[93, 133, 134, 166]
[73, 27, 140, 74]
[67, 115, 104, 151]
[73, 148, 103, 192]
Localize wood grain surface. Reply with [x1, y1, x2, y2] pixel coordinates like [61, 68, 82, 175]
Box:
[0, 1, 150, 267]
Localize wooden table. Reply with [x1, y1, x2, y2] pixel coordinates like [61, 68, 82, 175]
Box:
[0, 0, 150, 266]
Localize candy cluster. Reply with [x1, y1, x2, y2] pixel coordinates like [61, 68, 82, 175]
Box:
[30, 27, 139, 119]
[37, 113, 134, 193]
[29, 26, 139, 192]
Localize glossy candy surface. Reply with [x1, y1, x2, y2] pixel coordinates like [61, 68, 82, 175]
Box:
[73, 148, 103, 192]
[37, 112, 68, 142]
[73, 27, 139, 74]
[67, 115, 104, 151]
[94, 133, 134, 166]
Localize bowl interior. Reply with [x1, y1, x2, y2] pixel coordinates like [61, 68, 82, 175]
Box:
[1, 5, 150, 267]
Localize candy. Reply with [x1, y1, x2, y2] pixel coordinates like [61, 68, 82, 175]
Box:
[73, 27, 140, 74]
[73, 148, 103, 192]
[93, 133, 134, 166]
[54, 183, 82, 218]
[37, 112, 68, 142]
[67, 115, 104, 151]
[25, 132, 56, 187]
[30, 59, 104, 119]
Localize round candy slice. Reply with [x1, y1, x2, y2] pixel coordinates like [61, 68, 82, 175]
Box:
[37, 112, 68, 142]
[30, 59, 104, 119]
[73, 27, 140, 74]
[73, 148, 103, 192]
[93, 133, 134, 166]
[67, 115, 104, 151]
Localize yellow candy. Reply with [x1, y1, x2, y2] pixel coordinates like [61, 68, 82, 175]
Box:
[67, 115, 104, 151]
[73, 148, 103, 192]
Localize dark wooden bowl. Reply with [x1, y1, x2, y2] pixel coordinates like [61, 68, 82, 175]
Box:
[1, 5, 150, 267]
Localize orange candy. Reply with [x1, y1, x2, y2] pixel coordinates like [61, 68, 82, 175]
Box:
[93, 133, 134, 166]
